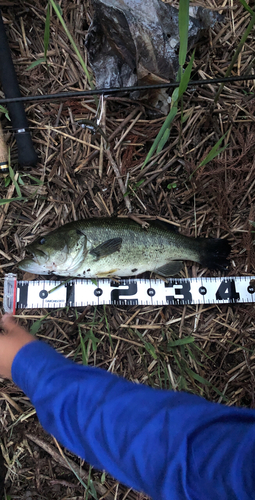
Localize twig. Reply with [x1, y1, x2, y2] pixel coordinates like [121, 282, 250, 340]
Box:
[0, 172, 19, 231]
[104, 149, 132, 212]
[26, 433, 113, 499]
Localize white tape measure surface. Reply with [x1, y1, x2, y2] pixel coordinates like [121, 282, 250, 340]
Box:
[3, 273, 255, 313]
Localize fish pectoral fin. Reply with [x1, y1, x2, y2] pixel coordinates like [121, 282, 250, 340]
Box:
[89, 237, 122, 260]
[154, 261, 183, 277]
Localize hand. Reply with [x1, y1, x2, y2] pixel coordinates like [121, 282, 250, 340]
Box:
[0, 314, 36, 379]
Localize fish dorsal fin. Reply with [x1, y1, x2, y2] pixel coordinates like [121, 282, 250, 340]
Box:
[89, 237, 122, 260]
[151, 219, 179, 233]
[154, 260, 183, 277]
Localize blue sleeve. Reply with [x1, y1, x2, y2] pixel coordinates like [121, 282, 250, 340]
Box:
[12, 341, 255, 500]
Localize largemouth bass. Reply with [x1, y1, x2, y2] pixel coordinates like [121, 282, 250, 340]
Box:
[18, 217, 230, 278]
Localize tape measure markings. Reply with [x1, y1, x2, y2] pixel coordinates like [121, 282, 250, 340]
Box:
[3, 274, 255, 313]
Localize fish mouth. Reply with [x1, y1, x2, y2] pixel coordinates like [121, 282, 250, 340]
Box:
[18, 248, 50, 274]
[27, 248, 49, 262]
[18, 254, 52, 275]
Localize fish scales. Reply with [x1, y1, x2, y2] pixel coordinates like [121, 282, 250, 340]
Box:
[18, 217, 231, 278]
[74, 218, 199, 270]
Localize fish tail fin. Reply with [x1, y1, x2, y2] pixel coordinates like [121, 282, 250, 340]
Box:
[199, 238, 231, 270]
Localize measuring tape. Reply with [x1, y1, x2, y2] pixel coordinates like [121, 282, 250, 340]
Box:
[3, 273, 255, 314]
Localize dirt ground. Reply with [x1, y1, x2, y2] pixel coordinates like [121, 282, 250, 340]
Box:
[1, 0, 255, 498]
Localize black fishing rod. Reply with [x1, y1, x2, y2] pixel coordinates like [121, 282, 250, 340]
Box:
[0, 10, 38, 172]
[0, 74, 254, 105]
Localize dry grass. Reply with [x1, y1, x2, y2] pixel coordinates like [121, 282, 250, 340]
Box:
[1, 0, 255, 498]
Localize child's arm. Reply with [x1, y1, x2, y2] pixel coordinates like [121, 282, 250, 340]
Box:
[1, 314, 255, 500]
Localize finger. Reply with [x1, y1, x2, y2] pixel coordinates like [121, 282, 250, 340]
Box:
[1, 313, 14, 324]
[0, 314, 17, 333]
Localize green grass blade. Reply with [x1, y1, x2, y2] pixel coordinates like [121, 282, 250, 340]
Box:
[26, 58, 47, 71]
[0, 105, 10, 120]
[85, 467, 98, 500]
[74, 309, 88, 365]
[172, 87, 179, 103]
[49, 0, 95, 91]
[79, 330, 88, 365]
[179, 0, 190, 67]
[26, 2, 50, 70]
[142, 105, 178, 169]
[167, 336, 195, 347]
[18, 175, 25, 186]
[44, 1, 51, 58]
[178, 50, 195, 98]
[30, 318, 45, 335]
[189, 131, 228, 178]
[62, 455, 98, 499]
[239, 0, 254, 15]
[89, 329, 100, 351]
[135, 330, 157, 359]
[103, 305, 113, 349]
[214, 12, 255, 103]
[156, 128, 170, 154]
[30, 313, 51, 334]
[186, 367, 227, 400]
[142, 0, 191, 169]
[198, 135, 228, 167]
[201, 145, 227, 166]
[9, 165, 22, 197]
[0, 196, 25, 205]
[14, 181, 22, 198]
[23, 174, 44, 185]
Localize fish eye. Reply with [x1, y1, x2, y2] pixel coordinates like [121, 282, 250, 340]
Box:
[39, 237, 46, 245]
